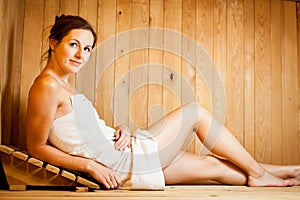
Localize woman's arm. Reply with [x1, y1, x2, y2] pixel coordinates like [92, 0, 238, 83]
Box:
[26, 77, 120, 189]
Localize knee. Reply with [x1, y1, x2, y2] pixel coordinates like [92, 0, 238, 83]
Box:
[183, 101, 210, 121]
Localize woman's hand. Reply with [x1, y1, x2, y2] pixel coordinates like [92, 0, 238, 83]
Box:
[87, 160, 121, 189]
[114, 125, 132, 151]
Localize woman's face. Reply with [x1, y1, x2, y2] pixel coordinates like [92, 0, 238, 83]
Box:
[51, 29, 94, 75]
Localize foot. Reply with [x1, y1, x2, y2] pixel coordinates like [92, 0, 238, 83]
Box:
[261, 164, 300, 186]
[247, 169, 294, 187]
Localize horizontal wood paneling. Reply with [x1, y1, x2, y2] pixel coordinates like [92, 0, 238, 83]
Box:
[1, 0, 299, 164]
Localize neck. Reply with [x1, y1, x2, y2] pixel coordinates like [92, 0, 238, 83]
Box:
[42, 62, 75, 93]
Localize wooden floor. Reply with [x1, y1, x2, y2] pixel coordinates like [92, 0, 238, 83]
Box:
[0, 185, 300, 200]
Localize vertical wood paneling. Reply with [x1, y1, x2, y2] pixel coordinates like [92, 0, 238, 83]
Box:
[114, 0, 131, 127]
[60, 0, 79, 15]
[182, 0, 196, 153]
[227, 0, 244, 144]
[129, 0, 149, 130]
[19, 0, 44, 149]
[148, 0, 164, 127]
[77, 0, 98, 101]
[254, 0, 272, 163]
[244, 0, 255, 157]
[213, 0, 227, 124]
[163, 0, 182, 114]
[40, 0, 60, 69]
[282, 1, 298, 164]
[95, 0, 116, 127]
[0, 0, 4, 144]
[195, 0, 213, 155]
[298, 1, 300, 164]
[270, 0, 283, 164]
[8, 0, 24, 148]
[1, 0, 300, 165]
[0, 0, 24, 146]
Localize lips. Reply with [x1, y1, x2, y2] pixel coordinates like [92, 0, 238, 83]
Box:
[70, 59, 82, 66]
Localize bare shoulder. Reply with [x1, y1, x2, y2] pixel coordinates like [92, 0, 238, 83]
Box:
[28, 75, 60, 109]
[30, 74, 59, 94]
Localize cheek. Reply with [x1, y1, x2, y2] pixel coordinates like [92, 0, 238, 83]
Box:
[83, 53, 91, 63]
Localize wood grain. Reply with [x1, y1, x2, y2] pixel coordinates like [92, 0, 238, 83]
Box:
[282, 1, 298, 164]
[1, 0, 300, 165]
[254, 0, 272, 163]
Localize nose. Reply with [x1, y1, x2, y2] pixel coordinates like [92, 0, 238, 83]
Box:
[75, 47, 83, 58]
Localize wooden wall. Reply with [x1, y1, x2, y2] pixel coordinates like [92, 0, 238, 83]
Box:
[1, 0, 299, 165]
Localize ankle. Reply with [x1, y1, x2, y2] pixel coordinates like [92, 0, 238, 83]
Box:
[248, 166, 265, 178]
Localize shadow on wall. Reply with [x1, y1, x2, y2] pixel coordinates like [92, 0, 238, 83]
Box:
[1, 22, 21, 147]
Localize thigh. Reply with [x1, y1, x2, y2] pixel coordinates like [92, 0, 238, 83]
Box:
[146, 102, 201, 167]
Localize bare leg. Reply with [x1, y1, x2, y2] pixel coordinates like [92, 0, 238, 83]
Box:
[163, 152, 247, 185]
[147, 102, 293, 186]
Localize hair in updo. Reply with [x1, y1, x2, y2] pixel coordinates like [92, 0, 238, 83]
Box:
[45, 14, 97, 60]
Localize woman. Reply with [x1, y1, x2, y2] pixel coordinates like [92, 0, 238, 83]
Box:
[26, 15, 300, 190]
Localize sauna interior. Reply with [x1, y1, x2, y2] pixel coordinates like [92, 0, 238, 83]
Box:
[0, 0, 300, 198]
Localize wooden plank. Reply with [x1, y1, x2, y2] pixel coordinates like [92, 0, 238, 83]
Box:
[76, 0, 98, 102]
[0, 0, 10, 145]
[282, 1, 298, 164]
[114, 0, 131, 127]
[1, 186, 300, 199]
[213, 0, 227, 116]
[19, 0, 45, 150]
[0, 0, 5, 145]
[254, 0, 272, 163]
[195, 0, 213, 155]
[59, 0, 79, 16]
[0, 145, 15, 155]
[0, 0, 24, 148]
[243, 0, 255, 158]
[298, 1, 300, 165]
[163, 0, 182, 116]
[6, 0, 24, 148]
[213, 0, 227, 154]
[95, 0, 117, 127]
[227, 0, 244, 144]
[128, 0, 150, 130]
[270, 0, 283, 165]
[40, 0, 60, 69]
[12, 151, 28, 161]
[182, 0, 196, 153]
[148, 0, 164, 128]
[61, 170, 76, 182]
[76, 176, 100, 190]
[45, 164, 60, 174]
[27, 157, 43, 168]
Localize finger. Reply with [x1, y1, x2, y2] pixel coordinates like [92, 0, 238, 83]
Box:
[114, 129, 121, 140]
[115, 131, 127, 147]
[101, 178, 111, 189]
[116, 136, 130, 150]
[114, 174, 121, 185]
[109, 175, 119, 188]
[127, 137, 132, 148]
[105, 176, 114, 189]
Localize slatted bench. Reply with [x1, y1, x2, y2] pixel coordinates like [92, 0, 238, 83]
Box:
[0, 145, 100, 191]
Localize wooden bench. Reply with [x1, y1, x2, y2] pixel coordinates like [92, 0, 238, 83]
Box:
[0, 145, 100, 191]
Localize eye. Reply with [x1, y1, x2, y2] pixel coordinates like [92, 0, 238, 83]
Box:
[84, 46, 91, 52]
[70, 42, 78, 48]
